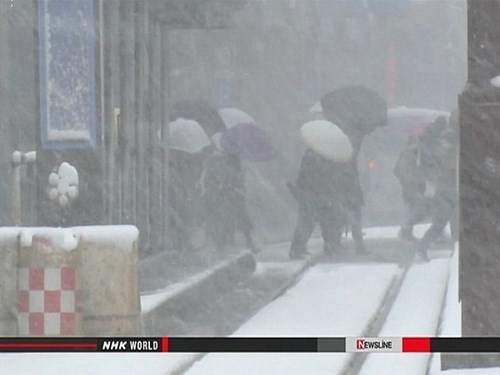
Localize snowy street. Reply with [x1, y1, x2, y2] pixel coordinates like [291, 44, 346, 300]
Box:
[182, 226, 454, 375]
[1, 0, 499, 374]
[3, 225, 491, 375]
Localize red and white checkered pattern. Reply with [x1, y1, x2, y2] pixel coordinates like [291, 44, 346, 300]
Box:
[17, 267, 77, 336]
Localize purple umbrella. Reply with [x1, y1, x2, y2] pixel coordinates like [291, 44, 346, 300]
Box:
[220, 123, 277, 162]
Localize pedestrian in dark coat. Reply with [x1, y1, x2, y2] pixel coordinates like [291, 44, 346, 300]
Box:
[336, 127, 367, 254]
[394, 130, 430, 240]
[202, 149, 260, 254]
[168, 148, 209, 252]
[416, 116, 458, 261]
[289, 149, 353, 259]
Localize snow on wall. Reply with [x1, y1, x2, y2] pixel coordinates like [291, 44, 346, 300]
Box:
[73, 225, 139, 251]
[0, 227, 23, 242]
[19, 227, 79, 252]
[0, 226, 139, 252]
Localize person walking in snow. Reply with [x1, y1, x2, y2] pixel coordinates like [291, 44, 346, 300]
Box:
[394, 123, 431, 241]
[201, 137, 260, 254]
[167, 118, 213, 253]
[289, 120, 354, 260]
[415, 114, 458, 261]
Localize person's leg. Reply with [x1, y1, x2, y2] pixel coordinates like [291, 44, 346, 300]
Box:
[417, 197, 453, 261]
[236, 201, 261, 254]
[400, 187, 416, 238]
[402, 195, 430, 240]
[290, 204, 316, 259]
[349, 205, 368, 254]
[319, 207, 344, 259]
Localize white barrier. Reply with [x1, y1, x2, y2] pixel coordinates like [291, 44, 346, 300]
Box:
[74, 226, 141, 336]
[17, 227, 82, 336]
[0, 225, 140, 337]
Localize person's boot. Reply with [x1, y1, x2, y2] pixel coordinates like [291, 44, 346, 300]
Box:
[245, 236, 261, 255]
[400, 226, 417, 242]
[323, 242, 339, 262]
[289, 250, 310, 260]
[323, 251, 335, 262]
[416, 242, 430, 262]
[289, 240, 310, 259]
[355, 242, 370, 255]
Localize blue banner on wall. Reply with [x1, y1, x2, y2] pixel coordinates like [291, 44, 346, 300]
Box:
[38, 0, 97, 150]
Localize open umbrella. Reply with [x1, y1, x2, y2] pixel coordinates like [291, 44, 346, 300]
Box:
[300, 120, 353, 162]
[220, 122, 277, 162]
[170, 100, 226, 137]
[320, 86, 388, 136]
[168, 118, 211, 154]
[218, 108, 256, 129]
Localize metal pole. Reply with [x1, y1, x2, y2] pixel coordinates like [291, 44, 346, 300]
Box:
[11, 152, 22, 226]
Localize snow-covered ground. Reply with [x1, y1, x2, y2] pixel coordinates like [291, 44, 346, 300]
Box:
[2, 226, 498, 375]
[359, 253, 451, 375]
[184, 262, 400, 375]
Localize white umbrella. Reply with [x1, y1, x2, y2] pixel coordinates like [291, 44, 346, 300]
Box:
[218, 108, 255, 129]
[168, 118, 211, 154]
[300, 120, 353, 162]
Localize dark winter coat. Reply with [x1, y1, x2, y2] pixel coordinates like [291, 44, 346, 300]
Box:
[202, 151, 253, 248]
[293, 149, 355, 212]
[394, 140, 426, 203]
[334, 125, 365, 208]
[168, 148, 210, 251]
[431, 128, 458, 204]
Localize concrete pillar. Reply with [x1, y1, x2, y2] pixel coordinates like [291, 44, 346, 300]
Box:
[76, 226, 141, 336]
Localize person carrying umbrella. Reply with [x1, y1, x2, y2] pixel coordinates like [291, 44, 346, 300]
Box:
[167, 118, 212, 252]
[170, 100, 227, 137]
[415, 114, 458, 261]
[319, 86, 388, 254]
[393, 122, 431, 241]
[201, 109, 276, 254]
[288, 120, 354, 260]
[166, 100, 228, 253]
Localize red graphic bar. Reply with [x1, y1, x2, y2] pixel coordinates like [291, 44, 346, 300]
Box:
[0, 343, 96, 348]
[0, 339, 97, 352]
[403, 337, 431, 352]
[162, 337, 169, 352]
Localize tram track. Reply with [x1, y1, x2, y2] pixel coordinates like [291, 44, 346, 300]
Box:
[339, 240, 416, 375]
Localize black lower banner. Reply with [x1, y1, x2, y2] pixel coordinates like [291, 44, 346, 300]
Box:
[0, 337, 498, 353]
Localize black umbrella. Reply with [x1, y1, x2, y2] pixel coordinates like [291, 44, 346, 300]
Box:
[320, 86, 388, 137]
[169, 100, 226, 137]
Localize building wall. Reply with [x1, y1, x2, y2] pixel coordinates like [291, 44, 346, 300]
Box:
[0, 0, 467, 253]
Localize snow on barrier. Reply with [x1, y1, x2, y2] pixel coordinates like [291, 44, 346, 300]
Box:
[0, 228, 20, 335]
[75, 226, 141, 336]
[17, 228, 82, 336]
